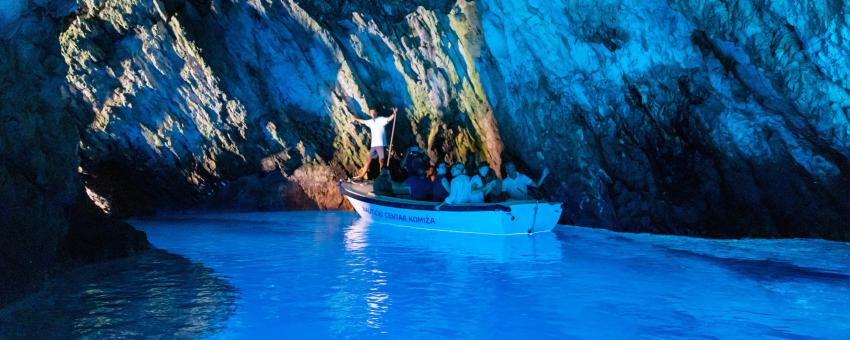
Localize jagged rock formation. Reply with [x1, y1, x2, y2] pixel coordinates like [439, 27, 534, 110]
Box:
[2, 0, 850, 306]
[62, 0, 848, 239]
[62, 0, 504, 215]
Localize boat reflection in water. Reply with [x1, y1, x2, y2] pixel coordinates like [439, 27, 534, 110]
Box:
[345, 217, 563, 264]
[335, 217, 564, 334]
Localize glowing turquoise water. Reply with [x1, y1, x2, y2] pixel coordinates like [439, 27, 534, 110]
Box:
[3, 211, 849, 338]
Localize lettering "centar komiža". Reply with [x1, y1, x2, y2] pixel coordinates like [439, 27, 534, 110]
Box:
[362, 207, 436, 225]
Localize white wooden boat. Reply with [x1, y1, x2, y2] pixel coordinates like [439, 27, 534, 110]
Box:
[339, 181, 563, 235]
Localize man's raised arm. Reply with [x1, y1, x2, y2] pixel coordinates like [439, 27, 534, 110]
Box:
[388, 107, 398, 121]
[529, 168, 550, 188]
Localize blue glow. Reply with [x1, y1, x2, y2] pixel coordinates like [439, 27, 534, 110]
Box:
[3, 211, 849, 338]
[137, 212, 850, 338]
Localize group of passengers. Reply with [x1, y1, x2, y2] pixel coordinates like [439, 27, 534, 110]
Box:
[349, 105, 549, 207]
[370, 147, 550, 208]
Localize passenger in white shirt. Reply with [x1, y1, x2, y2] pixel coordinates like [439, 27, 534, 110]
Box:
[352, 107, 397, 180]
[470, 163, 498, 203]
[501, 162, 549, 200]
[435, 163, 474, 209]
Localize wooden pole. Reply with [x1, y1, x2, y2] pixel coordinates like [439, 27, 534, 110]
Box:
[386, 108, 398, 167]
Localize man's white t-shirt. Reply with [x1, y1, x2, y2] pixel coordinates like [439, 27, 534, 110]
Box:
[502, 173, 533, 200]
[363, 117, 390, 147]
[444, 175, 472, 204]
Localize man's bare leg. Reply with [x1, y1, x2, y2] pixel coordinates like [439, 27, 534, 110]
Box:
[378, 157, 385, 171]
[356, 158, 372, 179]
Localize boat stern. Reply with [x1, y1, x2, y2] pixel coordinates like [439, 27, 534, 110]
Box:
[501, 202, 563, 234]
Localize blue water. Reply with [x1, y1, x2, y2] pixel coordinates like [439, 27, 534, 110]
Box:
[3, 211, 850, 338]
[0, 248, 237, 338]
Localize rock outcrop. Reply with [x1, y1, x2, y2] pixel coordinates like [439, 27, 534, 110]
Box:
[62, 0, 505, 215]
[2, 0, 850, 306]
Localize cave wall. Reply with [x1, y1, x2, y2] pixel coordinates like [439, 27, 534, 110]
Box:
[0, 1, 149, 306]
[472, 0, 850, 238]
[1, 0, 76, 306]
[2, 2, 849, 307]
[63, 0, 848, 239]
[62, 0, 505, 215]
[1, 0, 849, 308]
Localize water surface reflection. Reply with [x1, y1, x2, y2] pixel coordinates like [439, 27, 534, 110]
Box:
[0, 250, 237, 338]
[6, 211, 848, 338]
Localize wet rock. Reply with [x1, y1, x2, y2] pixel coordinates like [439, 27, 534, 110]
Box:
[60, 197, 150, 263]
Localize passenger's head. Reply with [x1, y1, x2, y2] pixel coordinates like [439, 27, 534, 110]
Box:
[478, 163, 490, 177]
[369, 108, 378, 118]
[380, 167, 390, 177]
[505, 162, 517, 178]
[450, 162, 465, 177]
[436, 162, 448, 175]
[415, 166, 427, 177]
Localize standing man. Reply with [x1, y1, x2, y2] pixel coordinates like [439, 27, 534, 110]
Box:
[501, 162, 549, 200]
[353, 107, 397, 180]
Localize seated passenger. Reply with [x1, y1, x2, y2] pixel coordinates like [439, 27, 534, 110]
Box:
[401, 146, 428, 179]
[431, 162, 450, 202]
[470, 163, 499, 203]
[482, 166, 502, 202]
[405, 167, 432, 201]
[436, 162, 472, 209]
[501, 162, 549, 200]
[426, 164, 437, 181]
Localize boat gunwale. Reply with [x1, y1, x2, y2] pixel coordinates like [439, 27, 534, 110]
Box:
[339, 181, 514, 212]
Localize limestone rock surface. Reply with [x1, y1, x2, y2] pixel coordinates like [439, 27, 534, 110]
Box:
[66, 0, 848, 239]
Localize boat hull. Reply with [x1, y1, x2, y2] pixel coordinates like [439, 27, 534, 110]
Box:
[348, 218, 564, 263]
[340, 182, 562, 235]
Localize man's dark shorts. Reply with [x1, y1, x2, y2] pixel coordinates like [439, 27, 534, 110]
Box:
[368, 146, 386, 159]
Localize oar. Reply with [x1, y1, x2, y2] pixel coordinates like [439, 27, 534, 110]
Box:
[386, 107, 399, 167]
[535, 151, 550, 185]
